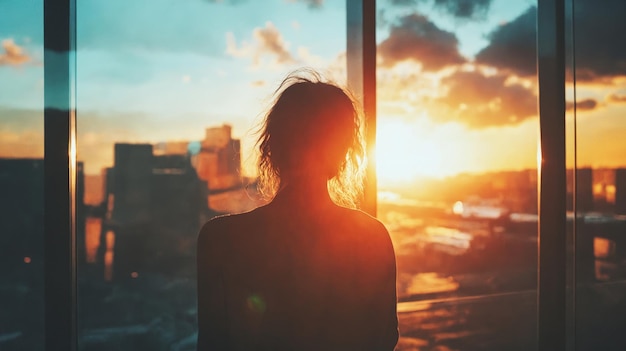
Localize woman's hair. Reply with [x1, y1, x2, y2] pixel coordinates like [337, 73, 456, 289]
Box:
[256, 70, 365, 208]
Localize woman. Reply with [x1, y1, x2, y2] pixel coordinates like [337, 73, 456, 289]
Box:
[197, 71, 398, 351]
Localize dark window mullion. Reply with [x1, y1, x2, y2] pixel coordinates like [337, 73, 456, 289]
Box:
[537, 0, 567, 350]
[347, 0, 377, 216]
[44, 0, 77, 350]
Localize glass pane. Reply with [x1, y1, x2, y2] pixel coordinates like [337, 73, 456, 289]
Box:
[569, 0, 626, 349]
[0, 0, 45, 349]
[375, 1, 539, 349]
[76, 1, 347, 349]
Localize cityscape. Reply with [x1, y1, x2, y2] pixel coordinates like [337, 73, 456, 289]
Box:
[1, 122, 625, 349]
[2, 0, 626, 349]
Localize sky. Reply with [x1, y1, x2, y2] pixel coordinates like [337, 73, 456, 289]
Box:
[1, 0, 625, 183]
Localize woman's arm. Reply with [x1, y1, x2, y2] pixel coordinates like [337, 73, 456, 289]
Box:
[197, 220, 229, 351]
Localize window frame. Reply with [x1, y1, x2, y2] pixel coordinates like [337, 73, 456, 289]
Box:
[537, 0, 567, 350]
[43, 0, 77, 350]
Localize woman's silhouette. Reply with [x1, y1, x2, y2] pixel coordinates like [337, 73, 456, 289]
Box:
[197, 71, 398, 351]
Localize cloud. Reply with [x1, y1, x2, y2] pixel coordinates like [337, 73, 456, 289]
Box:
[0, 39, 30, 66]
[286, 0, 323, 9]
[175, 0, 326, 9]
[476, 1, 626, 81]
[432, 0, 491, 19]
[432, 70, 537, 128]
[474, 6, 536, 77]
[572, 0, 626, 80]
[388, 0, 493, 20]
[378, 13, 465, 71]
[253, 22, 295, 64]
[566, 98, 598, 112]
[607, 93, 626, 103]
[226, 22, 296, 67]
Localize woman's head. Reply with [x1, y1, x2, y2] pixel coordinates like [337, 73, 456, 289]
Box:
[256, 70, 365, 207]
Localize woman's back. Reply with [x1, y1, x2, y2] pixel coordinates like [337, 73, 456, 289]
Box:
[197, 71, 398, 350]
[197, 200, 398, 351]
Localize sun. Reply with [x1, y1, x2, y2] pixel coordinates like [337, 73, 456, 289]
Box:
[375, 119, 445, 183]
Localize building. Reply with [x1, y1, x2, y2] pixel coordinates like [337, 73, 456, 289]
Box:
[616, 168, 626, 215]
[0, 158, 86, 274]
[195, 124, 242, 190]
[153, 141, 190, 156]
[566, 167, 593, 212]
[98, 144, 211, 281]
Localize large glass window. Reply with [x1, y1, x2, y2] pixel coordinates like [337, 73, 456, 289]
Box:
[568, 0, 626, 349]
[11, 0, 626, 350]
[375, 1, 539, 349]
[75, 1, 347, 349]
[0, 0, 45, 349]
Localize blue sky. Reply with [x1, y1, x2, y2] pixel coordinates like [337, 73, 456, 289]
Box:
[2, 0, 623, 179]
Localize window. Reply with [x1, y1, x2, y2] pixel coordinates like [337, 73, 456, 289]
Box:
[567, 0, 626, 349]
[7, 0, 625, 350]
[0, 0, 45, 349]
[375, 1, 539, 349]
[75, 1, 348, 349]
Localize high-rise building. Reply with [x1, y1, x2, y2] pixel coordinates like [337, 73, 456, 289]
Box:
[196, 124, 242, 190]
[615, 168, 626, 215]
[111, 144, 153, 225]
[577, 168, 594, 213]
[0, 158, 86, 274]
[153, 141, 189, 156]
[567, 168, 593, 212]
[100, 143, 211, 281]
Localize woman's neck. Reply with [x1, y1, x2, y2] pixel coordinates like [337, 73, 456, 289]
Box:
[272, 174, 333, 208]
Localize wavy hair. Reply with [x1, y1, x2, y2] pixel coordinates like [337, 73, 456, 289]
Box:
[255, 70, 365, 208]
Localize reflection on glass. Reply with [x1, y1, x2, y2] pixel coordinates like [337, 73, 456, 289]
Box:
[76, 0, 346, 349]
[568, 0, 626, 349]
[0, 1, 45, 348]
[376, 0, 538, 349]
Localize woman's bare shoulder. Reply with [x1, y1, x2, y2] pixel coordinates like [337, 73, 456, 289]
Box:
[336, 207, 396, 271]
[339, 206, 387, 228]
[197, 206, 267, 246]
[337, 207, 392, 241]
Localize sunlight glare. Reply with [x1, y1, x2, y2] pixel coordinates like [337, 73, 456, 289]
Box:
[376, 119, 444, 182]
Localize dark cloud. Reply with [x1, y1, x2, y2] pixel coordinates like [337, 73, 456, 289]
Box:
[388, 0, 417, 4]
[0, 39, 30, 66]
[288, 0, 323, 9]
[378, 13, 465, 71]
[476, 0, 626, 81]
[607, 93, 626, 104]
[388, 0, 492, 20]
[566, 98, 598, 112]
[475, 6, 536, 77]
[433, 70, 537, 128]
[433, 0, 491, 19]
[572, 0, 626, 81]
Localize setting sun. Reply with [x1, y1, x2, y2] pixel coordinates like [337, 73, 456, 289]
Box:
[376, 118, 445, 182]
